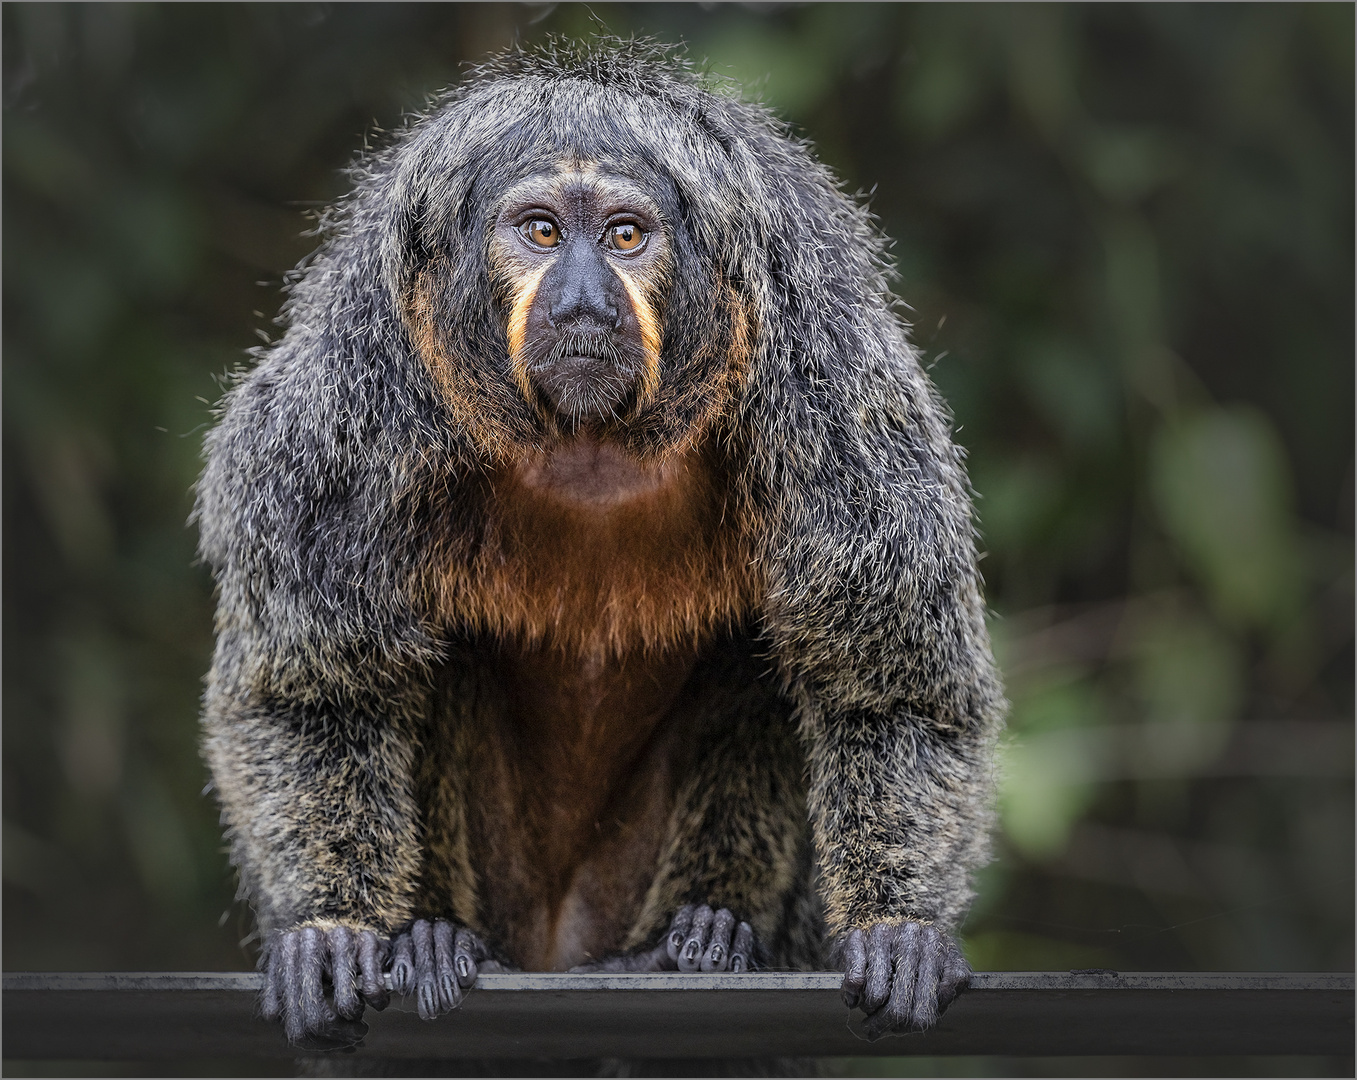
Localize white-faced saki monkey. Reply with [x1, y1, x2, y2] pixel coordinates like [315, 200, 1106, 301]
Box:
[196, 38, 1005, 1050]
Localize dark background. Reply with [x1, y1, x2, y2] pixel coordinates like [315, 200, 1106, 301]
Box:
[3, 3, 1352, 1076]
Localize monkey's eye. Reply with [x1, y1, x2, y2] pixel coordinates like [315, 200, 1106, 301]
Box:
[606, 223, 646, 253]
[523, 219, 560, 248]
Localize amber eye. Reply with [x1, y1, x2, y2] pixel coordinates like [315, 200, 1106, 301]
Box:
[607, 223, 645, 252]
[523, 219, 560, 248]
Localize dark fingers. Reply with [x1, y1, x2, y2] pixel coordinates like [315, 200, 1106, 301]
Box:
[838, 927, 867, 1009]
[358, 930, 389, 1011]
[677, 905, 715, 972]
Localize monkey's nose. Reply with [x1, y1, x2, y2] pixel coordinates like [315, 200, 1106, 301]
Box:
[548, 290, 618, 330]
[545, 249, 621, 330]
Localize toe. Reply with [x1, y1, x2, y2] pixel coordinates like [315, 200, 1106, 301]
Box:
[390, 930, 415, 996]
[730, 921, 755, 974]
[909, 926, 945, 1029]
[860, 922, 894, 1015]
[887, 922, 922, 1032]
[837, 927, 867, 1008]
[433, 920, 461, 1012]
[328, 926, 361, 1021]
[411, 919, 440, 1020]
[453, 928, 481, 988]
[937, 934, 971, 1014]
[280, 931, 304, 1042]
[678, 905, 714, 972]
[297, 925, 334, 1037]
[701, 909, 735, 972]
[261, 931, 283, 1022]
[666, 905, 696, 962]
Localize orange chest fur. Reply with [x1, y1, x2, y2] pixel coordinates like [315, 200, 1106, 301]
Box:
[435, 444, 756, 657]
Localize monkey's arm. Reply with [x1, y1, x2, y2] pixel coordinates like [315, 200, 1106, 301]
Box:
[748, 327, 1005, 1033]
[194, 264, 475, 1040]
[201, 646, 428, 1045]
[802, 701, 992, 1034]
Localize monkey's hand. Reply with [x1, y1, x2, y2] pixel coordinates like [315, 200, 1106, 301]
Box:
[570, 904, 757, 974]
[261, 924, 389, 1049]
[389, 918, 493, 1020]
[834, 920, 971, 1037]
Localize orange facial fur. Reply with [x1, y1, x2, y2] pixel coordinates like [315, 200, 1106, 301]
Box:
[506, 263, 550, 402]
[615, 270, 663, 405]
[406, 265, 523, 460]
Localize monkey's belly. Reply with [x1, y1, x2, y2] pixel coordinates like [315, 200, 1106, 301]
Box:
[458, 643, 696, 971]
[518, 771, 675, 971]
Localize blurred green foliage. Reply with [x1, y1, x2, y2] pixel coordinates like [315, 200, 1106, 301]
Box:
[3, 1, 1351, 1032]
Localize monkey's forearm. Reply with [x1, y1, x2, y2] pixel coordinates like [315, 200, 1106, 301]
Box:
[202, 689, 424, 936]
[805, 705, 995, 936]
[800, 704, 990, 1034]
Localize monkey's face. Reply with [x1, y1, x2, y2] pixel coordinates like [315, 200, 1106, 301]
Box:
[404, 121, 753, 461]
[490, 171, 669, 426]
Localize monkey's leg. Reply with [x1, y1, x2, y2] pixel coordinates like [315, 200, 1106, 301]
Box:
[388, 918, 494, 1019]
[574, 638, 816, 978]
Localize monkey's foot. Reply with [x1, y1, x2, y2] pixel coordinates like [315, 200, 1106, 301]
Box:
[834, 920, 970, 1037]
[572, 904, 757, 974]
[261, 924, 388, 1049]
[389, 918, 491, 1020]
[667, 904, 756, 972]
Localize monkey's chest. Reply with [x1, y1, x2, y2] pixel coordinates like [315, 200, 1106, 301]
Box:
[427, 440, 756, 968]
[441, 441, 756, 659]
[460, 645, 697, 970]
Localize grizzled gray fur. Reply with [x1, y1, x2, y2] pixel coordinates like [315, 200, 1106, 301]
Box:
[196, 37, 1005, 1052]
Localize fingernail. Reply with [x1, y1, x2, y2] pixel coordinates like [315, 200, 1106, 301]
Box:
[731, 956, 744, 973]
[709, 946, 724, 965]
[683, 941, 700, 962]
[455, 956, 470, 980]
[670, 932, 684, 951]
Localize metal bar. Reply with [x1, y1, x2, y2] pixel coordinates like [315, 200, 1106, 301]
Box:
[3, 971, 1352, 1060]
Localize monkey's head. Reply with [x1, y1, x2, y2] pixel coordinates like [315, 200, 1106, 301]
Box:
[353, 41, 777, 464]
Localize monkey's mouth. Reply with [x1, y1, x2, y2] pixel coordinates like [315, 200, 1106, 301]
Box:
[526, 333, 640, 422]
